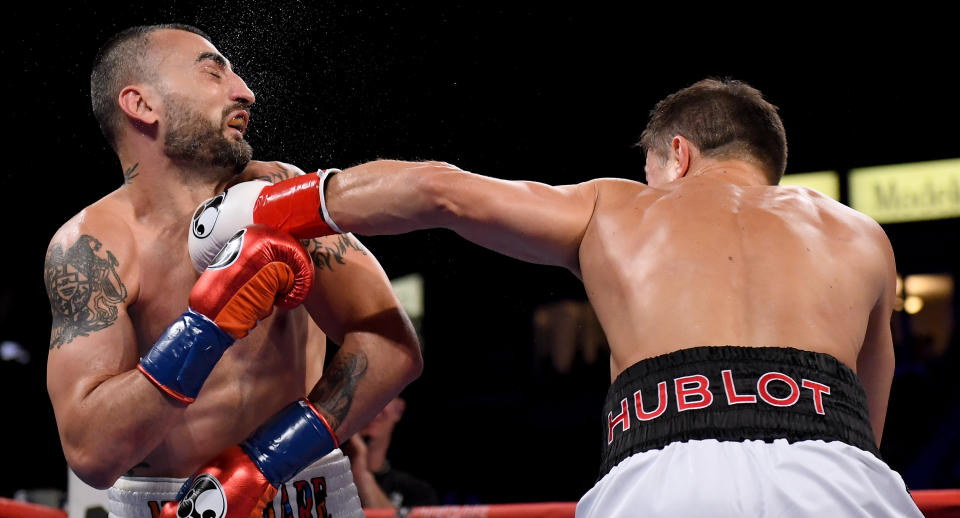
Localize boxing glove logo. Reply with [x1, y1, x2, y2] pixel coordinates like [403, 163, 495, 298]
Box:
[192, 193, 226, 240]
[176, 474, 226, 518]
[206, 229, 246, 270]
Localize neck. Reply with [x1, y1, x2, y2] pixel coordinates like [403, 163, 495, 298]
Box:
[117, 145, 240, 225]
[687, 159, 770, 186]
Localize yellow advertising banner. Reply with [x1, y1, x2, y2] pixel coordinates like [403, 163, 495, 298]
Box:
[849, 159, 960, 223]
[780, 171, 840, 200]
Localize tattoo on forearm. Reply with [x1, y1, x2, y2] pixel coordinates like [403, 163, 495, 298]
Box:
[44, 235, 128, 349]
[123, 163, 139, 184]
[308, 351, 369, 431]
[304, 235, 369, 272]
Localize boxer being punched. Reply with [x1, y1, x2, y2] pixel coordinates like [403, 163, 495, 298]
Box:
[309, 79, 922, 516]
[45, 24, 421, 518]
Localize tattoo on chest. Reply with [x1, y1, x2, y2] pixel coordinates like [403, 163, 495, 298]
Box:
[308, 351, 369, 430]
[304, 235, 369, 272]
[123, 162, 139, 184]
[44, 235, 128, 349]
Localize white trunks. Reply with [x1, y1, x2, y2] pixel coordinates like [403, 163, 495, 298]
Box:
[106, 448, 361, 518]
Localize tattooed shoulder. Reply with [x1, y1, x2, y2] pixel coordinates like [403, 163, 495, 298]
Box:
[303, 234, 369, 272]
[44, 234, 129, 349]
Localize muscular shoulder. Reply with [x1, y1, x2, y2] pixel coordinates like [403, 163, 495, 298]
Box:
[49, 194, 137, 256]
[591, 177, 656, 213]
[781, 185, 895, 277]
[45, 196, 140, 319]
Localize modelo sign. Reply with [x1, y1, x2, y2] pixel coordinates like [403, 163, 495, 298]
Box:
[849, 158, 960, 223]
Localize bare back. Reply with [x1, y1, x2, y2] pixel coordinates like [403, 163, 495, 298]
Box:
[319, 158, 900, 442]
[579, 176, 895, 381]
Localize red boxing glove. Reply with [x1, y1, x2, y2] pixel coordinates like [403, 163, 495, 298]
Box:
[159, 445, 275, 518]
[138, 225, 313, 403]
[190, 224, 314, 339]
[161, 400, 338, 518]
[189, 170, 343, 272]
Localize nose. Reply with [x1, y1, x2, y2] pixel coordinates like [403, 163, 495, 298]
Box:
[230, 73, 256, 106]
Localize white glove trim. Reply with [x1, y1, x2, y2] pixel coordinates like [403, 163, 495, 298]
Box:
[317, 169, 346, 234]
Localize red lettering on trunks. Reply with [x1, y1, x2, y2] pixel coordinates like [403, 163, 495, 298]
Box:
[634, 381, 668, 421]
[605, 369, 834, 444]
[608, 398, 630, 444]
[802, 379, 831, 415]
[722, 369, 757, 404]
[757, 372, 800, 407]
[675, 375, 713, 412]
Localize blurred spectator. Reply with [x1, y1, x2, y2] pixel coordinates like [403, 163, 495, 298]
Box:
[533, 299, 607, 374]
[344, 398, 438, 510]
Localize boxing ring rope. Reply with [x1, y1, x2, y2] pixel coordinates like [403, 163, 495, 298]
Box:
[0, 498, 67, 518]
[361, 491, 960, 517]
[2, 491, 959, 518]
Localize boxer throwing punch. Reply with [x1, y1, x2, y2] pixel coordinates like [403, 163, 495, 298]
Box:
[45, 24, 421, 518]
[302, 79, 921, 516]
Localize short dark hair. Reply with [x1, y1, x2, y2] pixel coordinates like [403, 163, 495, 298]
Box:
[90, 24, 211, 151]
[639, 78, 787, 184]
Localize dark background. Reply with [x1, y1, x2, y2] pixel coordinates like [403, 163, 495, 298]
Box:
[2, 1, 958, 505]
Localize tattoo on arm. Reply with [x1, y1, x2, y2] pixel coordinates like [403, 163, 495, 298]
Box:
[44, 235, 128, 349]
[123, 163, 139, 184]
[303, 235, 369, 272]
[252, 163, 299, 184]
[307, 351, 369, 431]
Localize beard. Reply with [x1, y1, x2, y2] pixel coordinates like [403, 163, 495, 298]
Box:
[161, 92, 253, 173]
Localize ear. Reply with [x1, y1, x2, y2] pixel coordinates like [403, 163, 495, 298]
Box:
[118, 85, 159, 125]
[671, 136, 693, 178]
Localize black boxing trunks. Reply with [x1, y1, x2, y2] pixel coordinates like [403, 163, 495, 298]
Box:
[576, 346, 923, 518]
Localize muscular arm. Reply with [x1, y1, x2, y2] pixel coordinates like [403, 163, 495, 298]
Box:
[856, 225, 898, 445]
[324, 160, 601, 275]
[45, 214, 186, 488]
[241, 161, 422, 440]
[301, 233, 421, 440]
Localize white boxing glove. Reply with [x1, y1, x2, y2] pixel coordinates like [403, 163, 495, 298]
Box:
[188, 170, 343, 272]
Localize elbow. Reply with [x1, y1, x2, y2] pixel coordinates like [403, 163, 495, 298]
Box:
[399, 331, 424, 387]
[60, 424, 141, 489]
[408, 341, 425, 385]
[416, 162, 466, 225]
[65, 446, 124, 489]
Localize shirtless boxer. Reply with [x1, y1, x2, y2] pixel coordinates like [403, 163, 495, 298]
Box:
[44, 24, 421, 518]
[292, 79, 921, 516]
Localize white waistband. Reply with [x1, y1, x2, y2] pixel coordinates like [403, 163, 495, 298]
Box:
[107, 448, 361, 518]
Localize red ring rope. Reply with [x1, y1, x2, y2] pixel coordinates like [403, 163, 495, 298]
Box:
[3, 490, 959, 518]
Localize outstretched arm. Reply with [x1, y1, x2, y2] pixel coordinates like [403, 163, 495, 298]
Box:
[235, 161, 423, 440]
[325, 160, 600, 275]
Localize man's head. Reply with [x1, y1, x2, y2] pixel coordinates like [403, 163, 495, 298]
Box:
[639, 78, 787, 186]
[90, 24, 255, 172]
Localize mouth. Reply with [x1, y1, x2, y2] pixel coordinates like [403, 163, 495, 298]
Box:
[226, 111, 249, 135]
